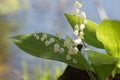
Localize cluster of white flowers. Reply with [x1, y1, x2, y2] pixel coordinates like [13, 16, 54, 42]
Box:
[41, 33, 47, 41]
[33, 33, 65, 54]
[63, 37, 78, 63]
[75, 1, 82, 15]
[73, 47, 79, 53]
[45, 38, 55, 46]
[54, 43, 60, 53]
[64, 37, 79, 54]
[74, 38, 82, 46]
[34, 33, 48, 43]
[61, 1, 87, 63]
[32, 1, 88, 65]
[34, 33, 39, 40]
[33, 33, 79, 64]
[54, 43, 65, 53]
[64, 37, 71, 47]
[73, 0, 87, 41]
[75, 1, 82, 9]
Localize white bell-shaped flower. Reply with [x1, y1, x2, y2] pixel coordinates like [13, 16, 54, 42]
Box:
[74, 39, 82, 45]
[54, 44, 60, 49]
[84, 19, 88, 24]
[36, 36, 39, 40]
[73, 30, 79, 36]
[68, 49, 73, 55]
[54, 47, 60, 53]
[75, 8, 80, 15]
[64, 37, 71, 47]
[49, 38, 55, 43]
[33, 33, 37, 38]
[59, 48, 65, 53]
[45, 40, 50, 46]
[41, 37, 45, 41]
[66, 54, 71, 60]
[79, 24, 85, 30]
[75, 1, 82, 9]
[42, 33, 47, 39]
[80, 11, 87, 19]
[73, 47, 79, 53]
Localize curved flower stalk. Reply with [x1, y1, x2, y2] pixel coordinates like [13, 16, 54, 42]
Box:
[73, 1, 88, 47]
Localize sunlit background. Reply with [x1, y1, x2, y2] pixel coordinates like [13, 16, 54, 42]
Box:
[0, 0, 120, 80]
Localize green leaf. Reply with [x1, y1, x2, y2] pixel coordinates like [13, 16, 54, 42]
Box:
[112, 67, 117, 77]
[11, 33, 93, 71]
[92, 64, 115, 80]
[65, 13, 104, 49]
[97, 20, 120, 58]
[86, 50, 118, 80]
[86, 50, 118, 65]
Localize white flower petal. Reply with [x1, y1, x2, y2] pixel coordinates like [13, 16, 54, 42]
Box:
[54, 47, 59, 53]
[59, 48, 65, 53]
[75, 1, 82, 9]
[73, 47, 79, 53]
[73, 59, 77, 64]
[54, 44, 60, 49]
[68, 49, 73, 55]
[80, 11, 87, 19]
[49, 38, 55, 43]
[42, 33, 47, 39]
[84, 19, 88, 24]
[79, 24, 85, 30]
[45, 40, 50, 46]
[73, 30, 79, 36]
[80, 31, 84, 36]
[36, 36, 39, 40]
[33, 33, 37, 37]
[41, 37, 45, 41]
[66, 54, 71, 60]
[74, 39, 82, 45]
[75, 8, 80, 15]
[64, 37, 71, 47]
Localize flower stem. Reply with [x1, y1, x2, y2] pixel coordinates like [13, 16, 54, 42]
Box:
[82, 39, 86, 48]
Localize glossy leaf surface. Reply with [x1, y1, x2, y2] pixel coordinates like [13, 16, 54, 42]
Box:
[97, 20, 120, 58]
[11, 33, 93, 71]
[87, 50, 118, 80]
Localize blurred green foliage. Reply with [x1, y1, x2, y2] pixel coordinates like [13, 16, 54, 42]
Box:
[0, 0, 28, 15]
[0, 0, 28, 79]
[0, 0, 19, 15]
[0, 18, 12, 64]
[0, 16, 12, 80]
[22, 61, 65, 80]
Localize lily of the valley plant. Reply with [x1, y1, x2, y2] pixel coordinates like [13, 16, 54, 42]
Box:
[11, 1, 120, 80]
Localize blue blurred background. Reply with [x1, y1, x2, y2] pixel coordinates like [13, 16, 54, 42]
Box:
[0, 0, 120, 80]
